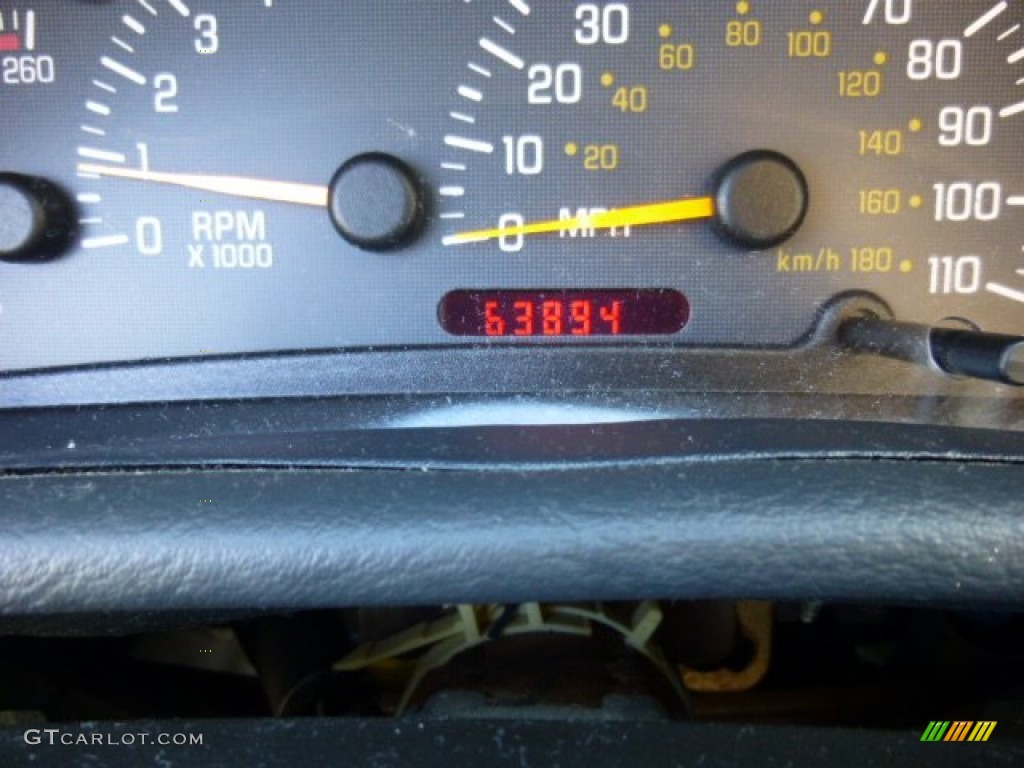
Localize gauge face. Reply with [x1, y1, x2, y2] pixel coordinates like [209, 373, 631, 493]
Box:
[1, 1, 1023, 372]
[63, 2, 460, 369]
[438, 0, 1024, 345]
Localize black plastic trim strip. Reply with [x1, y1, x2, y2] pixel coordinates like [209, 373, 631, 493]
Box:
[3, 346, 1020, 409]
[2, 413, 1023, 472]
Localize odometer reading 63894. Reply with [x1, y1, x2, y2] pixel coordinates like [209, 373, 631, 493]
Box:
[439, 289, 689, 337]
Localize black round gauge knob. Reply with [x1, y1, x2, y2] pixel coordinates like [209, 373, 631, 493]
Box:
[713, 150, 809, 250]
[328, 154, 425, 251]
[0, 173, 75, 262]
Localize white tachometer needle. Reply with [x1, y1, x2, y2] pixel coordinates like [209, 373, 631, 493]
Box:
[76, 163, 329, 208]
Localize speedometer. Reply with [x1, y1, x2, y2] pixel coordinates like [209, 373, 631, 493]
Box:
[437, 1, 1024, 345]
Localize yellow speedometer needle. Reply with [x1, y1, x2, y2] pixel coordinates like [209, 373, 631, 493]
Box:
[76, 164, 329, 207]
[445, 196, 716, 245]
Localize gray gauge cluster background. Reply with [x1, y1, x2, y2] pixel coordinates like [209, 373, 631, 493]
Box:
[0, 0, 1021, 371]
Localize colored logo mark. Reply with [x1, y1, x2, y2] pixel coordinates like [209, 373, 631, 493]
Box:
[921, 721, 997, 742]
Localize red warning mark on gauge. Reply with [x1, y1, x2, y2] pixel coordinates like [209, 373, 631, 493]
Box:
[0, 9, 36, 52]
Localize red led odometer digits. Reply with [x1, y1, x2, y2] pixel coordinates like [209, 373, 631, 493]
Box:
[440, 290, 689, 337]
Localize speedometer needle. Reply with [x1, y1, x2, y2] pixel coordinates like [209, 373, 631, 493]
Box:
[445, 196, 716, 245]
[76, 163, 329, 208]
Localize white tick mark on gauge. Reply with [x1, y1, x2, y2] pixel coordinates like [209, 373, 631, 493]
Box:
[122, 15, 146, 36]
[442, 233, 485, 246]
[78, 147, 126, 164]
[998, 24, 1020, 41]
[87, 101, 112, 116]
[111, 36, 134, 54]
[168, 0, 191, 18]
[82, 234, 130, 250]
[964, 2, 1007, 38]
[25, 9, 35, 50]
[480, 38, 525, 69]
[987, 282, 1024, 303]
[1000, 100, 1024, 117]
[493, 17, 516, 35]
[445, 135, 494, 154]
[102, 56, 147, 85]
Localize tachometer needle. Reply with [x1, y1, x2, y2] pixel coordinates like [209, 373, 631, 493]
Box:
[445, 196, 716, 245]
[76, 163, 329, 208]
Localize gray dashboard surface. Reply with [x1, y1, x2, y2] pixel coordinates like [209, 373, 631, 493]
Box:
[2, 457, 1022, 620]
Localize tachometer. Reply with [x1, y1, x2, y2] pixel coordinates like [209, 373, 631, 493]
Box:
[50, 1, 454, 369]
[438, 0, 1024, 346]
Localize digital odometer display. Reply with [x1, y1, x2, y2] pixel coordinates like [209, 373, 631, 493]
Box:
[439, 290, 689, 338]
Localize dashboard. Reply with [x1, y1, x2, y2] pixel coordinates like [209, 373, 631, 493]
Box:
[1, 1, 1023, 765]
